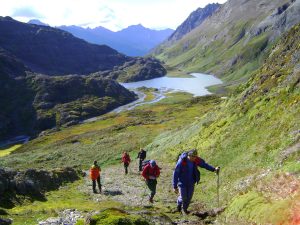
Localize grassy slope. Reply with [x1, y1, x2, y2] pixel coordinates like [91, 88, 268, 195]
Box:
[0, 92, 220, 170]
[148, 24, 300, 224]
[0, 92, 222, 224]
[0, 144, 21, 157]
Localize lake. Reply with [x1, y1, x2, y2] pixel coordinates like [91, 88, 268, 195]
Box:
[84, 73, 223, 120]
[121, 73, 222, 96]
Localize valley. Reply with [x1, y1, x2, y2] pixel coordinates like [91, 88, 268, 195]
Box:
[0, 0, 299, 224]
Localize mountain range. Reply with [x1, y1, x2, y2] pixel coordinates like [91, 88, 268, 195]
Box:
[28, 20, 174, 57]
[0, 16, 166, 139]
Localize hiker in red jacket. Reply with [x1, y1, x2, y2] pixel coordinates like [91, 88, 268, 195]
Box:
[121, 152, 131, 175]
[142, 160, 160, 203]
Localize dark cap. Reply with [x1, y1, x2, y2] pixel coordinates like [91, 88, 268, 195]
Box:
[187, 149, 198, 157]
[150, 160, 156, 166]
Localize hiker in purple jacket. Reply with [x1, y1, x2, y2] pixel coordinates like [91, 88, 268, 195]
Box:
[172, 149, 220, 214]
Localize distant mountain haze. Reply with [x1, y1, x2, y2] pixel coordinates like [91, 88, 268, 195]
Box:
[58, 24, 174, 56]
[28, 19, 174, 57]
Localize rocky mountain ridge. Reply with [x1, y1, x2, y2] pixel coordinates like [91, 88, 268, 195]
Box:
[167, 3, 221, 43]
[153, 0, 300, 87]
[0, 70, 137, 139]
[0, 16, 127, 76]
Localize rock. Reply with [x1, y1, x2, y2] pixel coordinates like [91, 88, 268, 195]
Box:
[0, 167, 80, 205]
[0, 218, 12, 225]
[38, 209, 82, 225]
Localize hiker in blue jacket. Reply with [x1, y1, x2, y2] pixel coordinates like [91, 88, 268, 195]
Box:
[172, 149, 220, 214]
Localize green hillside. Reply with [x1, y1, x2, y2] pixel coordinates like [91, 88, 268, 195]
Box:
[149, 22, 300, 224]
[153, 0, 300, 90]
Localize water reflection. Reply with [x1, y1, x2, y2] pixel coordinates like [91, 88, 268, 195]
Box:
[121, 73, 222, 96]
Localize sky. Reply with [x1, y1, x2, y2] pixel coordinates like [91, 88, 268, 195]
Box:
[0, 0, 227, 31]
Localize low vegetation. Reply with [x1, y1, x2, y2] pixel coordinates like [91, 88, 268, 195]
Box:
[0, 92, 220, 170]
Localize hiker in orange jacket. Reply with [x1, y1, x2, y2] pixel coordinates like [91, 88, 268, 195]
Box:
[121, 152, 131, 175]
[90, 160, 101, 193]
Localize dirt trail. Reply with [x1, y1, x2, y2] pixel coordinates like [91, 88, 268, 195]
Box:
[83, 161, 175, 207]
[81, 161, 218, 224]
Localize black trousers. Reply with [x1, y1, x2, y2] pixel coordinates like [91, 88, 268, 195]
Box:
[124, 162, 129, 174]
[146, 179, 157, 199]
[92, 176, 101, 192]
[139, 159, 144, 171]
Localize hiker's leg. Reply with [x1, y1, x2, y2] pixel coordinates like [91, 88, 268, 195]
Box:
[186, 185, 194, 210]
[178, 186, 188, 211]
[97, 176, 101, 193]
[124, 163, 128, 174]
[92, 179, 96, 193]
[139, 159, 143, 171]
[150, 179, 157, 198]
[146, 180, 154, 197]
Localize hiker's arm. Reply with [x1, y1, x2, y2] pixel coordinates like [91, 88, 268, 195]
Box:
[156, 167, 160, 178]
[197, 158, 216, 172]
[172, 163, 180, 189]
[141, 167, 148, 179]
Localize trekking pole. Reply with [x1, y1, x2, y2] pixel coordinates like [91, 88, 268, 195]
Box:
[217, 171, 220, 208]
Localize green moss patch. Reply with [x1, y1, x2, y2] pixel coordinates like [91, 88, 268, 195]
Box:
[89, 208, 149, 225]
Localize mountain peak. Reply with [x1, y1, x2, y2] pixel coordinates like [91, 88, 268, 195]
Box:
[125, 24, 147, 30]
[0, 16, 15, 22]
[167, 3, 221, 42]
[28, 19, 49, 26]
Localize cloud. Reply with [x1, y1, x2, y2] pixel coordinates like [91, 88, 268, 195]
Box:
[11, 6, 43, 18]
[0, 0, 228, 31]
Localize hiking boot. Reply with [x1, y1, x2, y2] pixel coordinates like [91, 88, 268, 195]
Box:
[182, 209, 190, 215]
[177, 204, 182, 212]
[149, 197, 154, 203]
